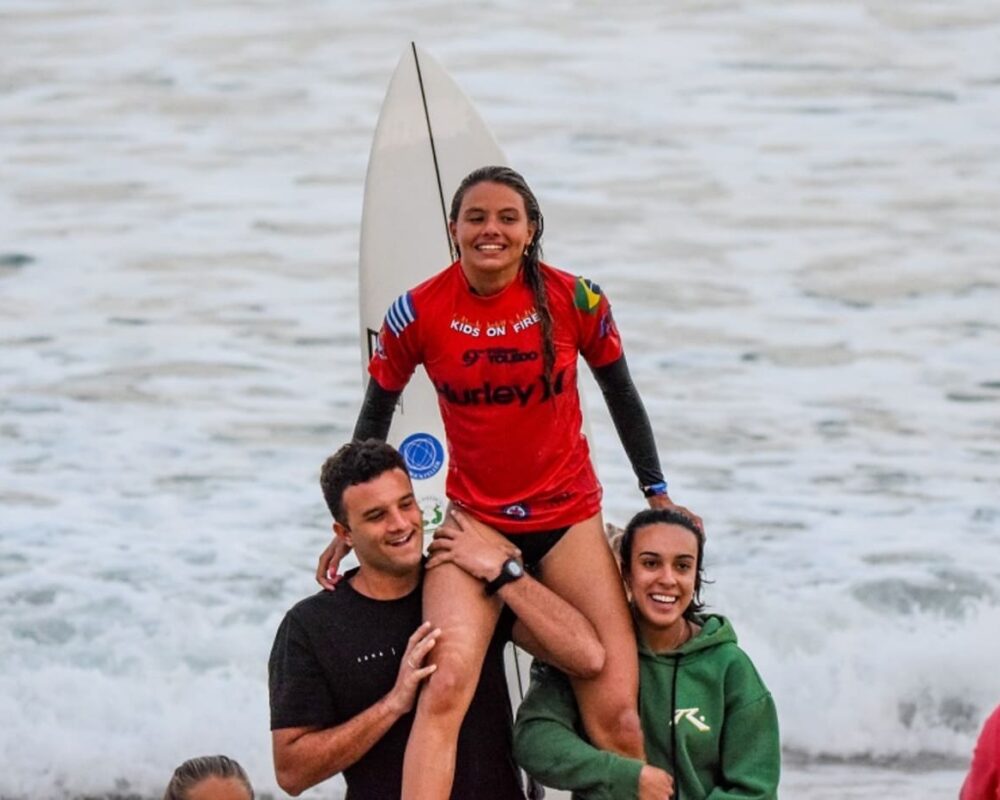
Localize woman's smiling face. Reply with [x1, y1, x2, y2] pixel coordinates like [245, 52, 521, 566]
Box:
[625, 522, 699, 645]
[449, 181, 537, 292]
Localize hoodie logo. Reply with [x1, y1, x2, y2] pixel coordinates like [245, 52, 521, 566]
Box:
[673, 708, 711, 733]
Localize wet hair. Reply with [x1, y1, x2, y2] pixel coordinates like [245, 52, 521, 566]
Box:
[449, 166, 555, 388]
[320, 439, 409, 525]
[619, 508, 707, 621]
[163, 755, 253, 800]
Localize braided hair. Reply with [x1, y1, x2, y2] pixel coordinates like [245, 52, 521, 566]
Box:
[449, 166, 556, 389]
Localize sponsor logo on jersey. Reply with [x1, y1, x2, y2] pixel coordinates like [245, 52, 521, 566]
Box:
[462, 348, 540, 367]
[512, 309, 541, 333]
[385, 292, 417, 337]
[399, 432, 444, 480]
[449, 309, 540, 337]
[574, 277, 603, 313]
[598, 309, 617, 339]
[673, 708, 711, 733]
[434, 369, 567, 407]
[449, 316, 481, 337]
[502, 503, 530, 519]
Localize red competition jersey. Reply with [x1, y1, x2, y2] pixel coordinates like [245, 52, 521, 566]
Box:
[370, 261, 623, 531]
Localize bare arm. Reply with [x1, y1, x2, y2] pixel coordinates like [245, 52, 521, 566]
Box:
[426, 509, 605, 679]
[502, 576, 605, 679]
[272, 622, 439, 796]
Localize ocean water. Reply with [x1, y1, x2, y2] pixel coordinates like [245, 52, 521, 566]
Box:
[2, 1, 998, 797]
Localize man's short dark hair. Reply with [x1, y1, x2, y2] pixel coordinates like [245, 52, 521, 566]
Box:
[320, 440, 409, 525]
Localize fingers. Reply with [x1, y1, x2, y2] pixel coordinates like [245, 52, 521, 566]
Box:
[648, 496, 705, 535]
[405, 620, 434, 647]
[672, 504, 704, 534]
[431, 525, 456, 541]
[410, 663, 437, 680]
[449, 507, 471, 529]
[315, 540, 338, 590]
[404, 622, 440, 670]
[318, 575, 337, 591]
[425, 537, 453, 570]
[424, 552, 452, 571]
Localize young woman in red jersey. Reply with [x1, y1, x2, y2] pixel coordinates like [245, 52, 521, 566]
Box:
[325, 166, 700, 798]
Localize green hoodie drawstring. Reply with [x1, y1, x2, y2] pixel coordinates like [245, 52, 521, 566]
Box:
[671, 653, 681, 800]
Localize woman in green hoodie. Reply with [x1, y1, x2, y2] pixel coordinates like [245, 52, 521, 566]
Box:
[513, 508, 780, 799]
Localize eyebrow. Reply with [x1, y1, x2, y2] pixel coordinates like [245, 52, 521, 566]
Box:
[462, 206, 522, 215]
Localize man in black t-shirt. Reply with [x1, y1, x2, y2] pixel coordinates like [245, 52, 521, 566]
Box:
[269, 441, 604, 799]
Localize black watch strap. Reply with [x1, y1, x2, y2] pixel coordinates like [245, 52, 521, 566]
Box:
[485, 558, 525, 596]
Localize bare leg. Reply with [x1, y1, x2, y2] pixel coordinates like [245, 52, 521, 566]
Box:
[538, 512, 645, 759]
[401, 560, 502, 799]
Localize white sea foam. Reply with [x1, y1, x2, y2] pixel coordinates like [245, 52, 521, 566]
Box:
[2, 1, 998, 797]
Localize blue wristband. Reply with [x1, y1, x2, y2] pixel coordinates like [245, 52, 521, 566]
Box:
[641, 481, 668, 498]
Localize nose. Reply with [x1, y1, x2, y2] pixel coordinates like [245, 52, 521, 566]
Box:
[481, 214, 500, 235]
[657, 567, 678, 587]
[387, 505, 410, 531]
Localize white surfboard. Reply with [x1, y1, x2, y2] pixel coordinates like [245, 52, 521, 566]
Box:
[358, 42, 506, 534]
[359, 44, 573, 800]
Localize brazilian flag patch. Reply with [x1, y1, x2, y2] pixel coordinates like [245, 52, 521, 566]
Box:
[574, 277, 603, 313]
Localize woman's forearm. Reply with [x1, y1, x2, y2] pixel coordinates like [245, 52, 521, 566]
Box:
[591, 356, 664, 491]
[353, 379, 401, 441]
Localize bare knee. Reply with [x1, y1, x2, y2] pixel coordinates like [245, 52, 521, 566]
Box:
[420, 654, 479, 719]
[582, 702, 644, 759]
[610, 707, 644, 757]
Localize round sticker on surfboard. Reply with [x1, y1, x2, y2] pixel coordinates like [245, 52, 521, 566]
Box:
[399, 432, 445, 480]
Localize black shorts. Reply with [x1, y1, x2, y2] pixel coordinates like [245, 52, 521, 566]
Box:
[499, 525, 571, 573]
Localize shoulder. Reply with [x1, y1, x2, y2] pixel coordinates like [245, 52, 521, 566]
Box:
[719, 646, 772, 706]
[281, 588, 355, 633]
[539, 263, 610, 315]
[384, 263, 462, 335]
[692, 616, 770, 690]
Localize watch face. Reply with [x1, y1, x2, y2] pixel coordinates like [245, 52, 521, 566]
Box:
[507, 560, 524, 578]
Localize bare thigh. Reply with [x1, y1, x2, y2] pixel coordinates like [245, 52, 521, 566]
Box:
[401, 553, 503, 797]
[536, 512, 643, 756]
[421, 559, 502, 684]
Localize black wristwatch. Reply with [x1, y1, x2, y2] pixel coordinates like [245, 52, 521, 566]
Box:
[485, 558, 525, 596]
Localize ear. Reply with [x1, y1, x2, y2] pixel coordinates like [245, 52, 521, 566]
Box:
[448, 220, 459, 253]
[333, 520, 353, 548]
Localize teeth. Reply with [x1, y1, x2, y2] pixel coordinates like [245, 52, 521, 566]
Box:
[388, 533, 413, 546]
[651, 594, 677, 604]
[477, 244, 504, 251]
